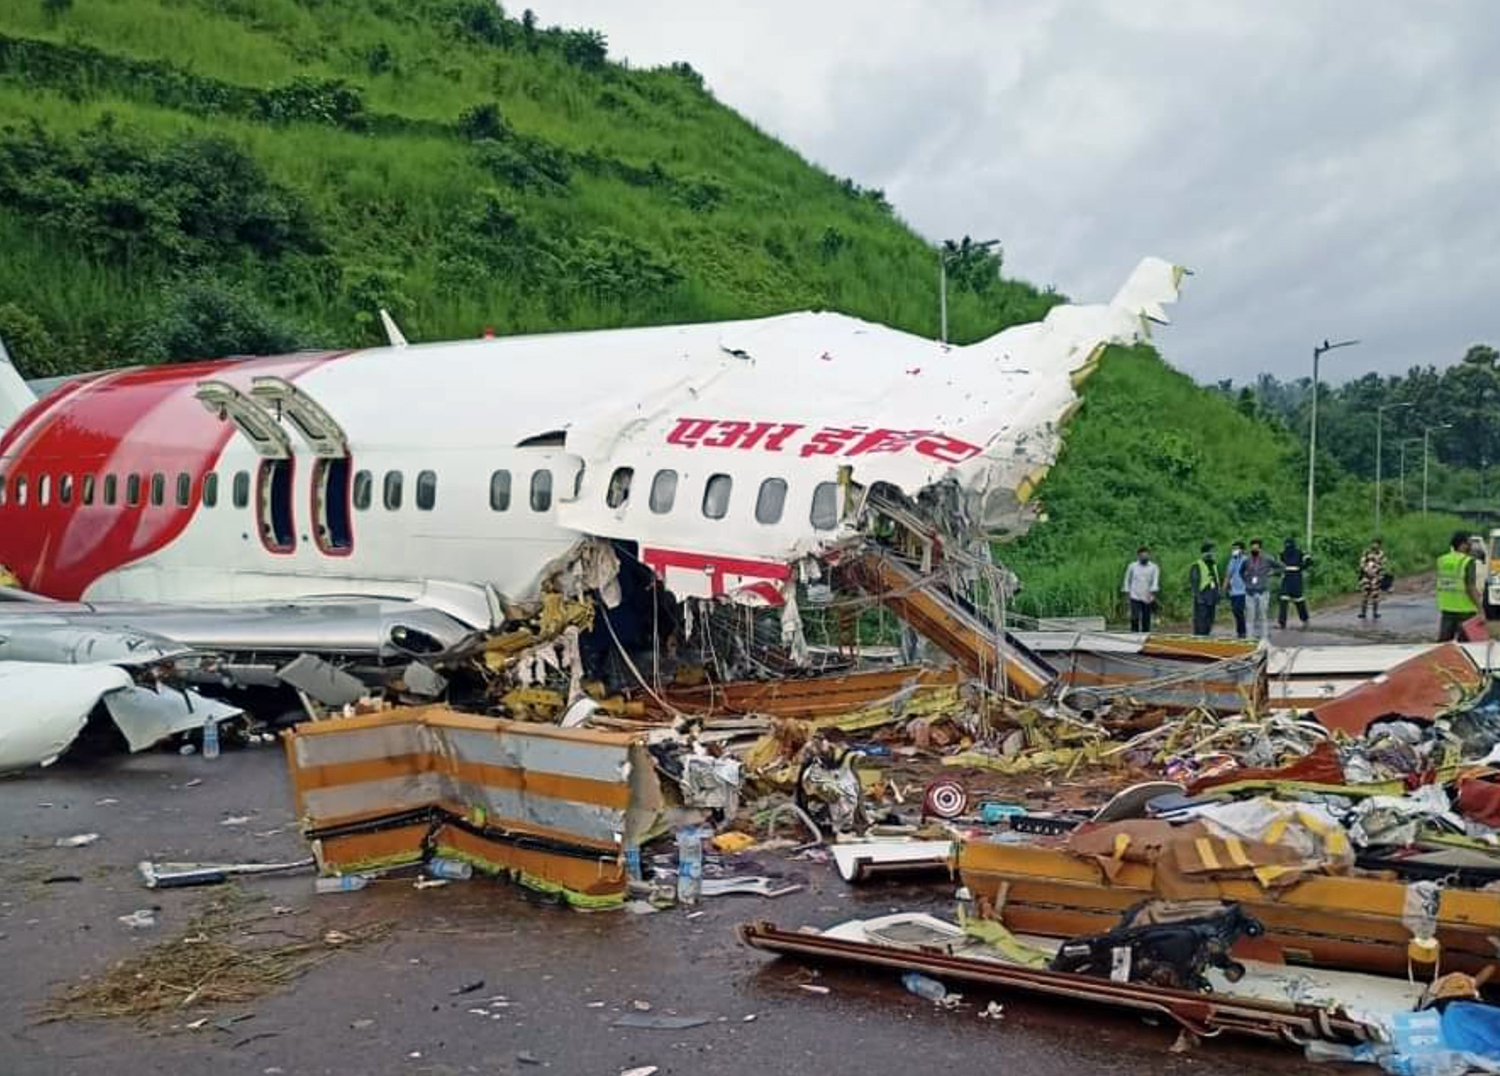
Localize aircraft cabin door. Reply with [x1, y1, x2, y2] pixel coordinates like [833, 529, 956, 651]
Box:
[195, 380, 298, 554]
[250, 377, 354, 555]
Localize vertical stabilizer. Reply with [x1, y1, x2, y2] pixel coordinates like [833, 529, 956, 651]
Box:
[0, 334, 38, 437]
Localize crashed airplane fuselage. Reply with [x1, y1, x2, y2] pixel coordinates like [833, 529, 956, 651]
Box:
[0, 258, 1185, 626]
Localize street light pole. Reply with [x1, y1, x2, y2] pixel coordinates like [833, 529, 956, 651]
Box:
[1306, 338, 1360, 551]
[1374, 401, 1412, 536]
[937, 238, 999, 347]
[938, 254, 947, 345]
[1423, 422, 1452, 514]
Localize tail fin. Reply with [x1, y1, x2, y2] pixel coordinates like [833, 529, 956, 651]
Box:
[1110, 256, 1190, 326]
[0, 334, 39, 436]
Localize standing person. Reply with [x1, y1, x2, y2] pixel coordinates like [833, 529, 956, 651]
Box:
[1241, 538, 1279, 641]
[1277, 537, 1313, 629]
[1358, 539, 1388, 620]
[1122, 546, 1160, 632]
[1437, 529, 1482, 642]
[1224, 540, 1248, 639]
[1189, 542, 1221, 636]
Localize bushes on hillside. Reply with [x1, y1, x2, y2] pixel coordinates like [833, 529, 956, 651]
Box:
[144, 279, 303, 362]
[0, 120, 322, 267]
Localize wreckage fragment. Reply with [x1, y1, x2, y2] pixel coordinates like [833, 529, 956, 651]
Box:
[284, 703, 666, 907]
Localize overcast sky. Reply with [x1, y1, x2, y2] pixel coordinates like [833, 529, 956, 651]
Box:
[534, 0, 1498, 384]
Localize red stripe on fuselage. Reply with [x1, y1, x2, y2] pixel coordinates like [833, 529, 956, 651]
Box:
[0, 352, 346, 598]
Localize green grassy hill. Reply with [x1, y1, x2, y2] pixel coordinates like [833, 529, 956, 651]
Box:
[0, 0, 1058, 373]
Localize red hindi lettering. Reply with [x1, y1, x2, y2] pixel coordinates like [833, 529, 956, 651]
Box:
[914, 433, 984, 464]
[666, 418, 716, 448]
[800, 426, 865, 458]
[761, 422, 804, 452]
[845, 428, 933, 456]
[702, 421, 753, 448]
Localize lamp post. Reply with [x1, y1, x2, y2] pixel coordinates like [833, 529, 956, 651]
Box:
[1423, 422, 1452, 514]
[938, 238, 999, 345]
[1305, 338, 1360, 550]
[1399, 438, 1421, 505]
[1374, 401, 1411, 536]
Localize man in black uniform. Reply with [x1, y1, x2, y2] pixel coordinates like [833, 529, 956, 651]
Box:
[1277, 537, 1313, 629]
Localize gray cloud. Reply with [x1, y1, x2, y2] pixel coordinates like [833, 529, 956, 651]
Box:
[533, 0, 1499, 382]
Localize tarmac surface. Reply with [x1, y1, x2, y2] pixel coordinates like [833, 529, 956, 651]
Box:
[1, 589, 1454, 1076]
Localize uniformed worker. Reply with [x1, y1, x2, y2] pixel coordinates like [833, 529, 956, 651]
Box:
[1437, 529, 1483, 643]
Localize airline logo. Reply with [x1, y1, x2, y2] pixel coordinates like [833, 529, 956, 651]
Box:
[665, 417, 982, 464]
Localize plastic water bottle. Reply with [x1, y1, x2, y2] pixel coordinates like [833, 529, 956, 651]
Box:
[427, 858, 472, 880]
[676, 826, 703, 905]
[902, 972, 950, 1002]
[315, 874, 371, 894]
[624, 843, 642, 882]
[202, 718, 220, 760]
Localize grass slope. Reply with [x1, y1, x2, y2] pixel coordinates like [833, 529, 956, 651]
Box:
[0, 0, 1057, 373]
[1005, 345, 1464, 622]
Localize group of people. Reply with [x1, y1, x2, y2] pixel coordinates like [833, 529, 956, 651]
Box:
[1122, 529, 1496, 644]
[1121, 537, 1317, 640]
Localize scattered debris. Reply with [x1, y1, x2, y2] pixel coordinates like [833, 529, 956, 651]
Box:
[54, 833, 99, 848]
[52, 893, 390, 1019]
[449, 979, 485, 996]
[611, 1013, 712, 1030]
[138, 858, 315, 889]
[117, 909, 158, 930]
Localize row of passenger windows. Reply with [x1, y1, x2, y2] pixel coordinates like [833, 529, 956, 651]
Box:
[602, 467, 840, 530]
[0, 465, 841, 529]
[0, 467, 557, 514]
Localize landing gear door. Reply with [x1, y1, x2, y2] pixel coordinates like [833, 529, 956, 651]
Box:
[250, 377, 349, 458]
[194, 381, 293, 458]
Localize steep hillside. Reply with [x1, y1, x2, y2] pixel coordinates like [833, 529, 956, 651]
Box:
[1004, 345, 1464, 620]
[0, 0, 1058, 374]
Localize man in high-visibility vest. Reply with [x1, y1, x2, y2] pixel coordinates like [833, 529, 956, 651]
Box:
[1189, 541, 1221, 636]
[1437, 529, 1483, 643]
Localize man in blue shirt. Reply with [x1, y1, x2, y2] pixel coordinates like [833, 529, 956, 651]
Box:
[1224, 540, 1248, 639]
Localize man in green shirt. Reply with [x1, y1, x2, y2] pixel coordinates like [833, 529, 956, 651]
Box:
[1437, 530, 1482, 643]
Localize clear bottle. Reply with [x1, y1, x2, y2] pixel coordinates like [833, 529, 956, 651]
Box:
[624, 843, 643, 882]
[676, 826, 703, 905]
[315, 874, 371, 894]
[427, 858, 472, 880]
[901, 972, 950, 1002]
[202, 718, 220, 760]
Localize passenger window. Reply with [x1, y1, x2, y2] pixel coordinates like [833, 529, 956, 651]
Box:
[103, 474, 117, 506]
[353, 469, 372, 511]
[755, 478, 787, 525]
[38, 474, 51, 506]
[530, 469, 552, 512]
[81, 474, 95, 506]
[702, 474, 732, 520]
[202, 472, 218, 508]
[233, 471, 250, 509]
[416, 470, 436, 511]
[176, 472, 191, 507]
[126, 474, 141, 507]
[150, 472, 165, 507]
[489, 470, 511, 511]
[810, 481, 840, 530]
[606, 467, 633, 508]
[14, 475, 26, 507]
[59, 473, 73, 505]
[383, 470, 403, 510]
[649, 469, 677, 514]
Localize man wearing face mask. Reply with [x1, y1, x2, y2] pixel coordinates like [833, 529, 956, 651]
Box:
[1122, 546, 1160, 632]
[1224, 540, 1249, 639]
[1189, 541, 1221, 636]
[1240, 538, 1279, 641]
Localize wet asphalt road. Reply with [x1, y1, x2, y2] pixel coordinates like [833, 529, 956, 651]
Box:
[1, 747, 1326, 1076]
